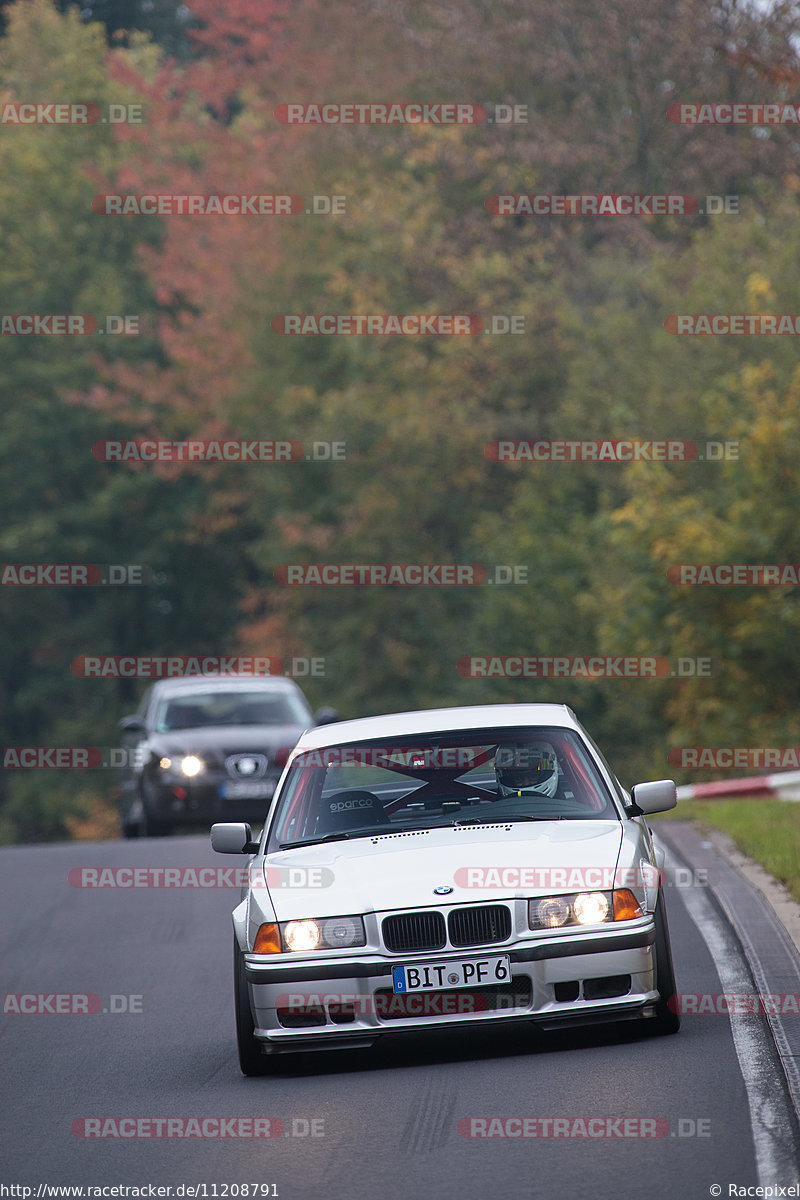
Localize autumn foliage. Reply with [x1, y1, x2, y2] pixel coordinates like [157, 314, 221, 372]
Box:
[3, 0, 800, 838]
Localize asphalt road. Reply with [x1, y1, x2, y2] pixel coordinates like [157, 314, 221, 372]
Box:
[2, 834, 799, 1200]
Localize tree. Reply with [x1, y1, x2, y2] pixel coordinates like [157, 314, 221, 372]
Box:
[0, 1, 256, 841]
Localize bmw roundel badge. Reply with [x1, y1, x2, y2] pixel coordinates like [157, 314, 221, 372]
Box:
[433, 885, 453, 895]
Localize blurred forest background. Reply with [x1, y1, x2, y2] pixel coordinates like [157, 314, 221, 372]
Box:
[3, 0, 800, 841]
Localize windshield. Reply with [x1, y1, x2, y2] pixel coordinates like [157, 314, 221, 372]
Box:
[268, 726, 618, 850]
[155, 689, 311, 732]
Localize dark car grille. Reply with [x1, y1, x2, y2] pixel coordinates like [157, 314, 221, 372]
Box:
[448, 904, 511, 947]
[381, 905, 511, 953]
[382, 911, 446, 953]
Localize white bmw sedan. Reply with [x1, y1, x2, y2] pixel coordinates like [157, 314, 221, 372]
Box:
[211, 703, 680, 1075]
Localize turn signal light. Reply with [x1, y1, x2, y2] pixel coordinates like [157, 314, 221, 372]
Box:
[253, 923, 281, 954]
[612, 889, 643, 921]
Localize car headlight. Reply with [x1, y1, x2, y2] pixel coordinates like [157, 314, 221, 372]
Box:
[572, 891, 610, 925]
[316, 916, 366, 949]
[529, 890, 641, 930]
[531, 896, 572, 928]
[253, 915, 367, 954]
[283, 920, 321, 952]
[179, 754, 205, 777]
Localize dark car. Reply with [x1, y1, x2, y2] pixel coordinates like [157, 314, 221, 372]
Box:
[118, 675, 339, 837]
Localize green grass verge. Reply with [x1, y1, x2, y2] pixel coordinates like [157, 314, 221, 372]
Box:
[652, 798, 800, 904]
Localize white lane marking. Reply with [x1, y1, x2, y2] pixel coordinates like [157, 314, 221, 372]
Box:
[670, 849, 798, 1184]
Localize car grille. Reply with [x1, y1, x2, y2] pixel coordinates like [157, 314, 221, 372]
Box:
[382, 911, 446, 953]
[448, 905, 511, 947]
[224, 753, 268, 778]
[373, 977, 532, 1021]
[381, 905, 512, 953]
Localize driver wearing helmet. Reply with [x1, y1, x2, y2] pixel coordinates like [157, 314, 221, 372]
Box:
[494, 742, 560, 799]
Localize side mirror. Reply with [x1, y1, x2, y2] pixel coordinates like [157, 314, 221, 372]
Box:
[120, 715, 147, 736]
[625, 779, 677, 817]
[313, 706, 341, 726]
[211, 822, 259, 854]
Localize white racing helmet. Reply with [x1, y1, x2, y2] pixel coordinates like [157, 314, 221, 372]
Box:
[495, 742, 559, 798]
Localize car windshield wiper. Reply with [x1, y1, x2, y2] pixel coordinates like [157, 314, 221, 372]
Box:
[452, 814, 566, 825]
[278, 829, 392, 850]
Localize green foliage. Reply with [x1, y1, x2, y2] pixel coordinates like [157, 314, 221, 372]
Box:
[0, 1, 256, 840]
[678, 800, 800, 903]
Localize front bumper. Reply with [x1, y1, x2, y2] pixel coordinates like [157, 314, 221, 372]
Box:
[147, 775, 278, 824]
[242, 921, 658, 1053]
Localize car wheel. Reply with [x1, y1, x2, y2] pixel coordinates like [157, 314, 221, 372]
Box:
[234, 939, 273, 1076]
[121, 817, 141, 839]
[650, 891, 681, 1035]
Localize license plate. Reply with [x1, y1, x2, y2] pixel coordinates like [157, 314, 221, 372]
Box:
[219, 780, 275, 800]
[392, 955, 510, 994]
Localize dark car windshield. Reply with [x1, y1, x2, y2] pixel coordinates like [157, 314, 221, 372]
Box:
[268, 726, 618, 850]
[155, 689, 311, 732]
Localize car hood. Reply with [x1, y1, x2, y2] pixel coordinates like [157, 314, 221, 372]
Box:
[259, 820, 624, 920]
[149, 724, 305, 758]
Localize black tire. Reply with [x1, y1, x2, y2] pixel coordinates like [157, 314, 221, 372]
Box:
[121, 818, 140, 839]
[650, 892, 681, 1035]
[234, 939, 272, 1076]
